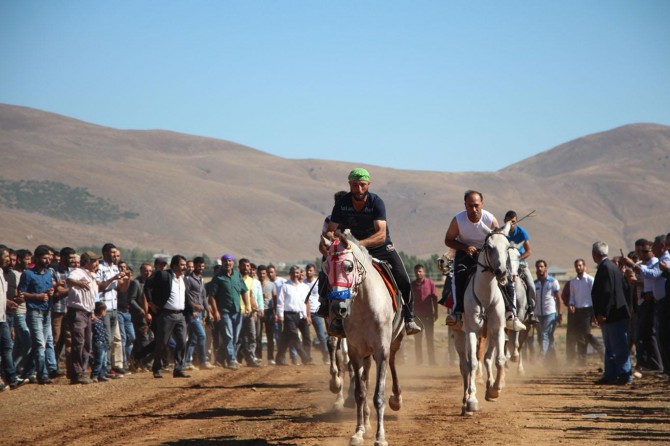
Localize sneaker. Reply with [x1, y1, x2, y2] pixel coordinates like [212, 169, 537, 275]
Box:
[405, 320, 422, 335]
[224, 360, 239, 370]
[0, 383, 6, 392]
[107, 372, 123, 379]
[247, 360, 263, 368]
[153, 370, 163, 379]
[446, 312, 461, 327]
[10, 378, 29, 390]
[26, 375, 38, 384]
[91, 377, 99, 383]
[70, 376, 93, 385]
[38, 376, 53, 385]
[184, 364, 195, 371]
[98, 375, 110, 382]
[112, 367, 130, 375]
[200, 362, 215, 370]
[48, 369, 65, 379]
[268, 359, 276, 365]
[173, 371, 191, 378]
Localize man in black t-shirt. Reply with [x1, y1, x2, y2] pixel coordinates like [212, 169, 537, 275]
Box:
[321, 168, 422, 336]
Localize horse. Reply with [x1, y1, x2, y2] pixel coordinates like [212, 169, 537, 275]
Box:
[506, 246, 530, 375]
[454, 221, 512, 416]
[322, 230, 404, 446]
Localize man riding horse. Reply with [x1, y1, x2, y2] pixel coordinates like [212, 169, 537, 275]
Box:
[444, 190, 526, 332]
[318, 168, 422, 337]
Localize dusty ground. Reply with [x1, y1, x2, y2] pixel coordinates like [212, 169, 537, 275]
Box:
[2, 322, 669, 446]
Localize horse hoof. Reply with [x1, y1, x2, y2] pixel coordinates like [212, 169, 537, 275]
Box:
[374, 440, 388, 446]
[510, 354, 519, 362]
[461, 406, 475, 417]
[332, 400, 344, 412]
[349, 436, 364, 446]
[466, 401, 480, 412]
[389, 394, 402, 411]
[330, 377, 342, 394]
[486, 388, 500, 400]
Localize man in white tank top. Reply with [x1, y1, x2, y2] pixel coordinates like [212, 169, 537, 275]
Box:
[443, 190, 525, 331]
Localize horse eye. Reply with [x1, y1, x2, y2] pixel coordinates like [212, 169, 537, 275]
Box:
[344, 260, 354, 273]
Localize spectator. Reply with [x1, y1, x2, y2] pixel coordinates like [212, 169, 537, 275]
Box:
[250, 263, 264, 363]
[18, 245, 57, 384]
[184, 257, 214, 370]
[257, 265, 277, 364]
[305, 263, 328, 364]
[208, 254, 248, 370]
[65, 251, 100, 384]
[238, 258, 261, 367]
[592, 241, 633, 385]
[275, 265, 312, 366]
[566, 259, 602, 364]
[96, 243, 127, 375]
[10, 249, 32, 380]
[534, 259, 561, 361]
[0, 247, 28, 390]
[116, 261, 138, 371]
[411, 264, 438, 366]
[145, 255, 192, 379]
[91, 302, 111, 382]
[50, 247, 75, 372]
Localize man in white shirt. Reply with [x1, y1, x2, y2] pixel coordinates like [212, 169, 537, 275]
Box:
[565, 259, 602, 363]
[275, 266, 313, 366]
[96, 243, 126, 375]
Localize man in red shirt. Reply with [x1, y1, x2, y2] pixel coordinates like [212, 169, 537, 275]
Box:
[411, 264, 438, 365]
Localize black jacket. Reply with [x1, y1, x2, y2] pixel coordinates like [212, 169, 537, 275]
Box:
[145, 269, 193, 314]
[592, 258, 629, 323]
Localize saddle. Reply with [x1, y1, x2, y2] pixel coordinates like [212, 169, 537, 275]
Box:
[371, 259, 399, 313]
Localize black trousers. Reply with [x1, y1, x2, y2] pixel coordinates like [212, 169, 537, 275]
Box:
[276, 312, 311, 364]
[453, 250, 477, 314]
[152, 311, 187, 373]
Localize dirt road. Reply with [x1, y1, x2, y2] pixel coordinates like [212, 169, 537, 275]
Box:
[2, 325, 669, 446]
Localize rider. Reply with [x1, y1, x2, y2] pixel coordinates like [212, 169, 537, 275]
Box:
[503, 210, 537, 325]
[320, 168, 422, 337]
[444, 190, 525, 331]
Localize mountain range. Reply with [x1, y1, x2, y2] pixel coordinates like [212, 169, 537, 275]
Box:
[1, 103, 669, 271]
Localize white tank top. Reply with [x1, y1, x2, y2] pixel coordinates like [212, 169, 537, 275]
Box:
[455, 209, 495, 248]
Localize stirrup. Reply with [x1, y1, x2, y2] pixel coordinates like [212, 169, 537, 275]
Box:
[506, 316, 526, 332]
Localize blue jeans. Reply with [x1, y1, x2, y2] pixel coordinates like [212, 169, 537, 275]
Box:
[311, 313, 329, 361]
[0, 321, 18, 383]
[601, 319, 632, 381]
[118, 311, 136, 368]
[217, 312, 242, 363]
[92, 341, 109, 378]
[537, 312, 557, 359]
[186, 313, 208, 365]
[13, 312, 33, 376]
[26, 310, 58, 378]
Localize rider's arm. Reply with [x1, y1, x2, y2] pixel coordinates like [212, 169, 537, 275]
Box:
[445, 217, 473, 255]
[359, 219, 386, 249]
[520, 239, 532, 261]
[321, 220, 340, 254]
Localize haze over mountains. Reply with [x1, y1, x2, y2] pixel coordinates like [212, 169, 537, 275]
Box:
[1, 103, 669, 270]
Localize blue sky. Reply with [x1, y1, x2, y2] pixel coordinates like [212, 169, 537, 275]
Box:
[1, 1, 669, 172]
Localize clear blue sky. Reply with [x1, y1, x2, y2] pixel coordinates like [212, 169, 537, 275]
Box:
[1, 1, 669, 172]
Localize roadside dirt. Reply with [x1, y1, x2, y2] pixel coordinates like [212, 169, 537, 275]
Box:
[2, 323, 669, 446]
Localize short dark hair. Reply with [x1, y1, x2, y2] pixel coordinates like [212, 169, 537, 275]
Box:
[170, 255, 186, 268]
[536, 259, 547, 268]
[238, 258, 250, 267]
[257, 265, 267, 273]
[504, 210, 517, 221]
[414, 264, 424, 271]
[60, 247, 76, 260]
[193, 256, 205, 265]
[574, 258, 585, 266]
[95, 301, 107, 314]
[34, 245, 51, 258]
[102, 243, 116, 255]
[464, 190, 483, 202]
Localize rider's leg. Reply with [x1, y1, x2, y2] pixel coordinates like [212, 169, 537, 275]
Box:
[316, 270, 330, 318]
[504, 277, 526, 332]
[446, 251, 472, 326]
[521, 265, 538, 321]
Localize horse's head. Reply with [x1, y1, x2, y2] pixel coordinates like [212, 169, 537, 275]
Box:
[481, 221, 512, 284]
[321, 230, 364, 301]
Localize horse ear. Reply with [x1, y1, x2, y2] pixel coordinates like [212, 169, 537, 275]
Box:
[502, 220, 512, 236]
[321, 235, 332, 249]
[337, 231, 349, 248]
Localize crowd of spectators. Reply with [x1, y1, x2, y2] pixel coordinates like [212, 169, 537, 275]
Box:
[0, 242, 327, 389]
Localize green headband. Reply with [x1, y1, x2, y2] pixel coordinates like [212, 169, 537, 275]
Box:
[348, 168, 371, 182]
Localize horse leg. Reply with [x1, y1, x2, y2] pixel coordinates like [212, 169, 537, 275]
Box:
[517, 329, 528, 376]
[484, 337, 497, 401]
[476, 321, 487, 382]
[349, 356, 367, 446]
[509, 331, 520, 362]
[464, 330, 480, 414]
[362, 355, 372, 433]
[453, 331, 470, 416]
[388, 333, 403, 411]
[372, 349, 390, 446]
[328, 337, 344, 410]
[344, 340, 356, 408]
[491, 326, 506, 399]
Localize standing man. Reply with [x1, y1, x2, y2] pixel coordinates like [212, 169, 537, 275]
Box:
[566, 259, 602, 363]
[322, 168, 421, 336]
[96, 243, 127, 375]
[305, 263, 328, 364]
[65, 251, 100, 384]
[238, 258, 261, 367]
[184, 257, 214, 370]
[18, 245, 56, 384]
[145, 255, 192, 379]
[208, 254, 249, 370]
[50, 247, 75, 373]
[0, 247, 27, 390]
[591, 241, 633, 385]
[411, 264, 438, 365]
[534, 259, 562, 361]
[275, 266, 313, 366]
[257, 265, 277, 364]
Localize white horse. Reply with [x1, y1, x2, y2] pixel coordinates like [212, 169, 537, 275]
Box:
[322, 230, 404, 446]
[454, 222, 511, 416]
[507, 246, 530, 375]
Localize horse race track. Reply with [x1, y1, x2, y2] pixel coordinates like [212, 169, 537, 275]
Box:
[3, 325, 670, 445]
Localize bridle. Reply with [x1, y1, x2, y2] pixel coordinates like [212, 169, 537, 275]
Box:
[475, 230, 508, 282]
[325, 239, 367, 301]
